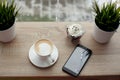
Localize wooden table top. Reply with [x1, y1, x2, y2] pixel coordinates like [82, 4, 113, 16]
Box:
[0, 22, 120, 77]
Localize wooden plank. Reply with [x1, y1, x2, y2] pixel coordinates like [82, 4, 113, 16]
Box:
[0, 22, 120, 77]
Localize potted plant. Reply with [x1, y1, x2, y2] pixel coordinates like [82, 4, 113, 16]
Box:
[92, 1, 120, 43]
[0, 0, 19, 42]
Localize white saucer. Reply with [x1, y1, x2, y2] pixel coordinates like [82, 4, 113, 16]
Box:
[28, 44, 59, 68]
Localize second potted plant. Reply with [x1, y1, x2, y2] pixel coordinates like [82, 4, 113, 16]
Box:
[92, 1, 120, 43]
[0, 0, 19, 42]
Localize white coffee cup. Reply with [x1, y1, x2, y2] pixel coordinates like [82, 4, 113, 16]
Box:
[34, 39, 54, 63]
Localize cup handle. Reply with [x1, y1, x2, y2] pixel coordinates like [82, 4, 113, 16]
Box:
[48, 55, 54, 64]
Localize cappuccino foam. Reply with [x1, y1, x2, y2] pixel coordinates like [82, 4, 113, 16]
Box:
[35, 39, 53, 56]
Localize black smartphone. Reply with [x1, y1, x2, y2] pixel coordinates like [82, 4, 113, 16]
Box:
[62, 44, 92, 77]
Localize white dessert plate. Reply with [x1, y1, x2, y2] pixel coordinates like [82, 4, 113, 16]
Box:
[28, 44, 59, 68]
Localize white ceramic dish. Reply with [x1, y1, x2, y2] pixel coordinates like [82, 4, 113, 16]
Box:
[29, 44, 59, 68]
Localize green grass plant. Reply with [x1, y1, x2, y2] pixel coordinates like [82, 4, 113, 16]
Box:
[93, 0, 120, 31]
[0, 0, 19, 30]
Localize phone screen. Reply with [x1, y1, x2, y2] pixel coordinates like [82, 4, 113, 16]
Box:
[63, 45, 92, 77]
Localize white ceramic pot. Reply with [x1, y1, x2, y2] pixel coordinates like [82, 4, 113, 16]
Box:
[0, 24, 16, 42]
[93, 25, 115, 43]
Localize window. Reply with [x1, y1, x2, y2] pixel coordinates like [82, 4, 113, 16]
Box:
[14, 0, 120, 22]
